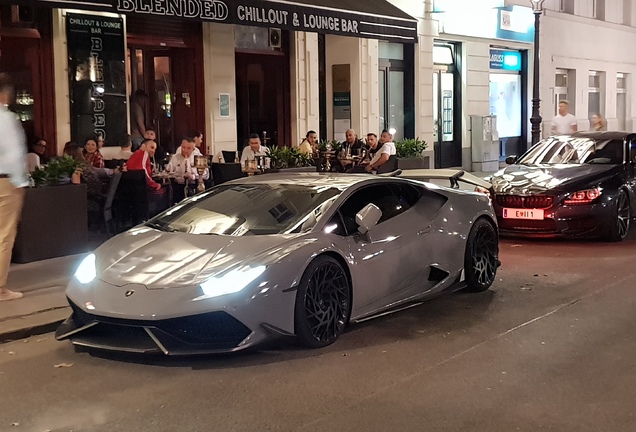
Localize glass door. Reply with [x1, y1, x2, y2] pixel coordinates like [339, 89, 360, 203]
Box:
[433, 69, 460, 168]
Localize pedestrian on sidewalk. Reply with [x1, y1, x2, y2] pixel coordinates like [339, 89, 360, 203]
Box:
[0, 73, 28, 301]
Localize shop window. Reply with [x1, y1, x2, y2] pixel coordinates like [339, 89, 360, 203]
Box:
[559, 0, 574, 14]
[617, 73, 628, 131]
[593, 0, 605, 20]
[379, 41, 413, 141]
[235, 25, 282, 52]
[0, 5, 36, 28]
[554, 69, 575, 116]
[433, 45, 454, 65]
[489, 73, 521, 138]
[588, 71, 605, 119]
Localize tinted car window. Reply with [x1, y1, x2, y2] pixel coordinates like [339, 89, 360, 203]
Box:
[517, 137, 624, 165]
[148, 184, 342, 235]
[338, 184, 412, 235]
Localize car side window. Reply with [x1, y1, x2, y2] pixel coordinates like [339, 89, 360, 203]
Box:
[337, 184, 412, 236]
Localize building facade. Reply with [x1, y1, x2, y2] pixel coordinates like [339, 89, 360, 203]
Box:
[1, 0, 635, 169]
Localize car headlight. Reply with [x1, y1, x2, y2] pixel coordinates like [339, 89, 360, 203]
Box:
[563, 188, 602, 205]
[74, 254, 96, 284]
[197, 265, 266, 299]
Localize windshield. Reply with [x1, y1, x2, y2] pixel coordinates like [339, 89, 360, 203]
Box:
[147, 184, 342, 235]
[517, 137, 624, 165]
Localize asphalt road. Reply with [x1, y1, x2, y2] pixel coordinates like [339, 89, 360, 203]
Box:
[2, 234, 636, 432]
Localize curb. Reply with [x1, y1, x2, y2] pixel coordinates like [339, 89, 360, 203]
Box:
[0, 307, 70, 344]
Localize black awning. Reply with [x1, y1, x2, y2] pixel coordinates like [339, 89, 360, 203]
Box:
[7, 0, 418, 42]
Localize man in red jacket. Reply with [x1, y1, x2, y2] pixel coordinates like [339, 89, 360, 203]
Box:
[127, 139, 162, 191]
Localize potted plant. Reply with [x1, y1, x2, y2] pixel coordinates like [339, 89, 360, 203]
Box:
[395, 138, 429, 169]
[266, 147, 315, 172]
[30, 155, 83, 187]
[13, 155, 89, 263]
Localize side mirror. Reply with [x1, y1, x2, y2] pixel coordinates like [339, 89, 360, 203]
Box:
[356, 203, 382, 235]
[505, 155, 518, 165]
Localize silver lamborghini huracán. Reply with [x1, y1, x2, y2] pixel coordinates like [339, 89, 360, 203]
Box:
[56, 172, 499, 354]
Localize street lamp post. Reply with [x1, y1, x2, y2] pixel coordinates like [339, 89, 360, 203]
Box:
[530, 0, 544, 145]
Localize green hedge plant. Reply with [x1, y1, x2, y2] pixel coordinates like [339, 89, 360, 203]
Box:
[394, 138, 428, 158]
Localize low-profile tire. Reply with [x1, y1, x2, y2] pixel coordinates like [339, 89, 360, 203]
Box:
[294, 255, 351, 349]
[464, 218, 499, 293]
[607, 190, 630, 242]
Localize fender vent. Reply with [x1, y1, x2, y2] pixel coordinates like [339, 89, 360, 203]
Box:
[428, 266, 449, 282]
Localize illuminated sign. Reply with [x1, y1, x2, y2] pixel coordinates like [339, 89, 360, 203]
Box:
[489, 49, 522, 71]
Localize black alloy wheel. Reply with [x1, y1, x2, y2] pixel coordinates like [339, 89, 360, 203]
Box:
[464, 218, 499, 292]
[608, 190, 630, 242]
[295, 256, 351, 348]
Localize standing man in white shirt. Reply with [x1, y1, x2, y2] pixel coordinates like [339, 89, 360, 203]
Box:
[365, 130, 397, 173]
[167, 136, 209, 202]
[240, 133, 269, 167]
[0, 74, 28, 301]
[551, 100, 578, 135]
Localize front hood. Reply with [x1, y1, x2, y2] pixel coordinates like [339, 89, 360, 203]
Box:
[95, 226, 312, 288]
[490, 164, 618, 194]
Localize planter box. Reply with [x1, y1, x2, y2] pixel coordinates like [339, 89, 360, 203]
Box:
[12, 184, 89, 264]
[398, 156, 430, 170]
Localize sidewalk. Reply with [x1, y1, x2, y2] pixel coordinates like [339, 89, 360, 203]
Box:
[0, 254, 85, 343]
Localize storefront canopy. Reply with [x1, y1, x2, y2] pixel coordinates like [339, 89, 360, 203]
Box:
[10, 0, 418, 42]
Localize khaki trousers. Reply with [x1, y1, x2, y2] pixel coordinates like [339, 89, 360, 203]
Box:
[0, 179, 24, 288]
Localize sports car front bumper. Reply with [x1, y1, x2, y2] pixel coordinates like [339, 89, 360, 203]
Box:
[494, 201, 615, 238]
[55, 299, 265, 354]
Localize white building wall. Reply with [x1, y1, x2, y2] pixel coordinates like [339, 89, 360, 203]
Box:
[540, 10, 636, 133]
[202, 23, 237, 161]
[325, 36, 380, 140]
[290, 32, 320, 145]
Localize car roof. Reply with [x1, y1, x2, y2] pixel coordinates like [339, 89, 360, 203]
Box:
[570, 131, 636, 141]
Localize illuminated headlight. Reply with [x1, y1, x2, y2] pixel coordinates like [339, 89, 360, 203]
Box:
[74, 254, 96, 284]
[563, 188, 602, 205]
[198, 265, 266, 299]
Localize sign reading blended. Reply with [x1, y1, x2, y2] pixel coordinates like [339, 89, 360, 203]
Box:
[66, 13, 127, 145]
[52, 0, 417, 41]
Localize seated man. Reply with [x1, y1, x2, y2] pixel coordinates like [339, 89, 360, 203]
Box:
[240, 133, 269, 168]
[175, 130, 203, 156]
[167, 137, 210, 202]
[126, 139, 164, 193]
[105, 133, 133, 161]
[365, 130, 396, 173]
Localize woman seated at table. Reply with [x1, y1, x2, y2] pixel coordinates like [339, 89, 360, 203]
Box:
[83, 135, 105, 169]
[167, 137, 210, 202]
[27, 137, 50, 172]
[65, 143, 104, 217]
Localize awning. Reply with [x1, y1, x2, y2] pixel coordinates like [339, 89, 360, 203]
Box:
[7, 0, 418, 42]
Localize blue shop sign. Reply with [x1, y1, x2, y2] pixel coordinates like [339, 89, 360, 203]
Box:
[489, 50, 522, 71]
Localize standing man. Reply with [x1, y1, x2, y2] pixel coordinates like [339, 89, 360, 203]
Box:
[0, 74, 28, 301]
[551, 100, 578, 135]
[130, 89, 148, 150]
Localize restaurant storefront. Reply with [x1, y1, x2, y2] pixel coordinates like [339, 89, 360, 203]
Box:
[0, 0, 417, 157]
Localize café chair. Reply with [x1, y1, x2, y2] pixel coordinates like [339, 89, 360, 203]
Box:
[222, 150, 239, 163]
[102, 171, 122, 237]
[211, 162, 245, 185]
[375, 155, 399, 174]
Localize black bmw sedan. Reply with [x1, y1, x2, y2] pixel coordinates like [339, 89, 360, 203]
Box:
[490, 132, 636, 241]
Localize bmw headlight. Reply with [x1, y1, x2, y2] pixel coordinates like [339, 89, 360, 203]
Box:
[74, 254, 96, 284]
[198, 265, 266, 299]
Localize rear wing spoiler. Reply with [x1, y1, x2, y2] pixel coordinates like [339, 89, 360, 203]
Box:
[398, 169, 492, 190]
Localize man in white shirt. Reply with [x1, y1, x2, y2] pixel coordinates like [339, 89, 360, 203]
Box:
[174, 130, 203, 157]
[0, 74, 28, 301]
[240, 133, 269, 168]
[365, 130, 397, 173]
[167, 137, 209, 202]
[551, 100, 578, 135]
